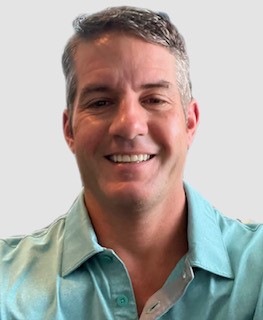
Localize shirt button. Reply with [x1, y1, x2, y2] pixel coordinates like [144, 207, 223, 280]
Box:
[101, 255, 113, 263]
[182, 272, 187, 279]
[116, 295, 129, 307]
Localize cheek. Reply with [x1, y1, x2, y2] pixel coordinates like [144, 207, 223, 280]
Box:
[73, 117, 108, 152]
[76, 134, 100, 158]
[150, 114, 188, 152]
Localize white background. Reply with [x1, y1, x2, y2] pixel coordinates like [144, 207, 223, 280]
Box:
[0, 0, 262, 237]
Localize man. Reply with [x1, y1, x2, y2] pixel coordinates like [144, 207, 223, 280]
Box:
[0, 6, 262, 319]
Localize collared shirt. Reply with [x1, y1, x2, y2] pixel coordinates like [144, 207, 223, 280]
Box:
[0, 183, 262, 319]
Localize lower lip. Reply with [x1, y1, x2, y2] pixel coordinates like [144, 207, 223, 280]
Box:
[110, 160, 151, 166]
[104, 157, 156, 179]
[105, 160, 155, 172]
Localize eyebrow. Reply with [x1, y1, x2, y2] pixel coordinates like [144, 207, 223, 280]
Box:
[139, 80, 172, 90]
[80, 85, 111, 96]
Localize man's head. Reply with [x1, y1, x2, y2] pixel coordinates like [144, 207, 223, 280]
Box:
[62, 6, 192, 126]
[62, 6, 199, 212]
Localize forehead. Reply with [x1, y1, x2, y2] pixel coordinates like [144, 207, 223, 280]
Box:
[73, 33, 178, 88]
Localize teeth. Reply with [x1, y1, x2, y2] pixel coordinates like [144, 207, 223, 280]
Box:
[111, 154, 151, 163]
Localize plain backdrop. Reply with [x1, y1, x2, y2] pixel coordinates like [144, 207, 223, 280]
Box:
[0, 0, 262, 237]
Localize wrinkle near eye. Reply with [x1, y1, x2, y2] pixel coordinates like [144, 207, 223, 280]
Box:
[78, 85, 116, 106]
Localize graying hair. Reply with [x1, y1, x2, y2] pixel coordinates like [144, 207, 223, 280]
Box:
[62, 6, 192, 122]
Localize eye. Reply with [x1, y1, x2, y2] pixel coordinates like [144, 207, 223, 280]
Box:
[78, 98, 114, 115]
[146, 97, 164, 104]
[87, 99, 112, 108]
[141, 96, 167, 107]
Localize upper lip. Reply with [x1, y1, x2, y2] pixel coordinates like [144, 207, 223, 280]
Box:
[105, 151, 156, 156]
[106, 152, 153, 155]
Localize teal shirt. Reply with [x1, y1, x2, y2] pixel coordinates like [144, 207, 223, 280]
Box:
[0, 183, 262, 319]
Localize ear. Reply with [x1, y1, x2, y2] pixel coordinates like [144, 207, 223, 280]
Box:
[63, 109, 75, 154]
[186, 99, 200, 148]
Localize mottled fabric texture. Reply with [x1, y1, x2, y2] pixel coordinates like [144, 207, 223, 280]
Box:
[0, 183, 262, 319]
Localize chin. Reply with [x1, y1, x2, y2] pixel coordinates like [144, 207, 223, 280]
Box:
[85, 180, 159, 211]
[106, 184, 158, 211]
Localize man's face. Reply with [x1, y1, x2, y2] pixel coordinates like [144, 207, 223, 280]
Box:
[64, 33, 199, 211]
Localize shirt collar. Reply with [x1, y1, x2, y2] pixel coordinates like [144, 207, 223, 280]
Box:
[62, 184, 234, 279]
[184, 182, 234, 279]
[61, 190, 104, 277]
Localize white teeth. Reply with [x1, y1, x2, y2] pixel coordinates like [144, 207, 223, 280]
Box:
[111, 154, 151, 163]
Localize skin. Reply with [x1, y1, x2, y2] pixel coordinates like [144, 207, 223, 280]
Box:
[63, 32, 199, 314]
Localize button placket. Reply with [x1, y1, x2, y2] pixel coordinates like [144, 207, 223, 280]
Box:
[99, 250, 137, 318]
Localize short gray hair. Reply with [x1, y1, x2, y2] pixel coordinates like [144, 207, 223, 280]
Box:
[62, 6, 192, 122]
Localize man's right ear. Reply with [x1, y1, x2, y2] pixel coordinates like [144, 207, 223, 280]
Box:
[63, 109, 75, 154]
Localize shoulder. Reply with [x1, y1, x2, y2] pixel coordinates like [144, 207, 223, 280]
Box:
[0, 215, 68, 315]
[215, 209, 263, 275]
[215, 209, 263, 247]
[185, 182, 263, 270]
[0, 215, 67, 272]
[185, 182, 263, 249]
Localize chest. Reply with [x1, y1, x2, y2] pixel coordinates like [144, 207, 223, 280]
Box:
[2, 254, 260, 320]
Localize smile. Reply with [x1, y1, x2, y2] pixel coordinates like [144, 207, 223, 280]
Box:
[107, 154, 154, 163]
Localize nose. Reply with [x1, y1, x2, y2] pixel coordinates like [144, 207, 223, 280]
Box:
[109, 99, 148, 140]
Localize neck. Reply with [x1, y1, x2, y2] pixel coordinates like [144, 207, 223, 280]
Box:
[84, 184, 188, 261]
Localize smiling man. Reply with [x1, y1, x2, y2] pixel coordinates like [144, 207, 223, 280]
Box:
[1, 6, 263, 320]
